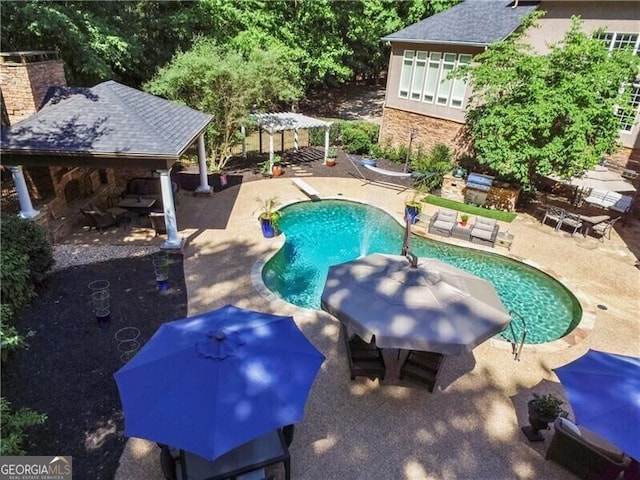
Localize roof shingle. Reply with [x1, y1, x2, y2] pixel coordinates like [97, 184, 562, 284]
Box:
[382, 0, 540, 46]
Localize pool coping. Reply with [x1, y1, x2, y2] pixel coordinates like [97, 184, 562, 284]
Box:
[251, 195, 596, 355]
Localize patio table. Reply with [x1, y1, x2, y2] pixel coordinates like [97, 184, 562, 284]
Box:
[179, 429, 290, 480]
[118, 198, 156, 224]
[578, 214, 610, 237]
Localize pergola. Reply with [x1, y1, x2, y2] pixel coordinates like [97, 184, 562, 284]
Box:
[0, 80, 214, 249]
[250, 112, 332, 168]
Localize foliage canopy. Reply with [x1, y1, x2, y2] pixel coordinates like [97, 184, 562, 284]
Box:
[457, 14, 640, 188]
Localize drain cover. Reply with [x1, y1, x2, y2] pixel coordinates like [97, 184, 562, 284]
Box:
[597, 304, 608, 311]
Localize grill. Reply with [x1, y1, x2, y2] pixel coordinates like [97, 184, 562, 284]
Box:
[466, 173, 495, 192]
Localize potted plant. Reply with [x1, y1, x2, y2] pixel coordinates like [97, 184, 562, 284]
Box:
[404, 187, 424, 225]
[460, 214, 470, 227]
[522, 393, 564, 442]
[256, 197, 283, 238]
[326, 147, 337, 167]
[271, 155, 284, 177]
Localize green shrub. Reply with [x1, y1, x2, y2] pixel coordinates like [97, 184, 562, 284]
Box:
[0, 397, 47, 456]
[411, 143, 455, 191]
[0, 248, 34, 323]
[340, 121, 379, 154]
[308, 121, 343, 146]
[0, 216, 54, 285]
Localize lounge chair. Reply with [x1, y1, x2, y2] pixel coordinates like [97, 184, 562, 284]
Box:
[541, 206, 565, 230]
[469, 217, 500, 247]
[546, 417, 631, 480]
[343, 324, 386, 381]
[591, 216, 620, 242]
[557, 212, 583, 236]
[428, 209, 458, 237]
[80, 208, 118, 231]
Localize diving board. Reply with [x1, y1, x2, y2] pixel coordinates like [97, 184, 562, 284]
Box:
[292, 178, 320, 199]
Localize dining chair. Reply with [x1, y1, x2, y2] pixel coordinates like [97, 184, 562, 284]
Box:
[591, 217, 621, 242]
[557, 212, 583, 236]
[541, 206, 565, 230]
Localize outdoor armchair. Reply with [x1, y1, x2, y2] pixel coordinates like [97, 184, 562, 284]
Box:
[80, 208, 118, 231]
[428, 209, 458, 237]
[470, 217, 499, 247]
[545, 417, 631, 480]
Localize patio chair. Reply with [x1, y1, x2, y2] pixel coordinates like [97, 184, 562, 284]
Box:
[399, 350, 445, 392]
[80, 208, 118, 231]
[428, 209, 458, 237]
[591, 217, 620, 242]
[557, 212, 583, 236]
[470, 217, 500, 247]
[342, 324, 386, 381]
[546, 417, 631, 480]
[149, 212, 167, 237]
[541, 206, 565, 230]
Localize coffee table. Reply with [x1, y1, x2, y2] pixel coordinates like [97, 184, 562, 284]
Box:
[451, 222, 472, 241]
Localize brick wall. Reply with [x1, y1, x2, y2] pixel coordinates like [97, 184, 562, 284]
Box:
[0, 54, 66, 125]
[379, 107, 469, 157]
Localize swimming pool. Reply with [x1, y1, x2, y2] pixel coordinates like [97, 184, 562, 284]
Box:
[262, 200, 582, 344]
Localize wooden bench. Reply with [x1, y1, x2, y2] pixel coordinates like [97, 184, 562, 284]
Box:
[291, 178, 320, 199]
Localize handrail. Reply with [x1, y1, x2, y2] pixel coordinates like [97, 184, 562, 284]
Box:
[506, 310, 528, 361]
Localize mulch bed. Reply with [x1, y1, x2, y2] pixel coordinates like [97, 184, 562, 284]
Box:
[2, 254, 187, 479]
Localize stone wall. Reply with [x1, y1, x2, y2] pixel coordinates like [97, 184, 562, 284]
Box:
[440, 174, 465, 203]
[379, 107, 469, 157]
[0, 52, 66, 125]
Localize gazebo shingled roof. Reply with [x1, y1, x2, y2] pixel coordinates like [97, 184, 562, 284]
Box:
[0, 80, 213, 170]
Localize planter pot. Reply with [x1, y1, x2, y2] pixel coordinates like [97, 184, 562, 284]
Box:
[460, 220, 468, 227]
[404, 205, 420, 225]
[326, 158, 336, 167]
[522, 400, 558, 442]
[360, 158, 377, 167]
[260, 218, 277, 238]
[272, 165, 284, 177]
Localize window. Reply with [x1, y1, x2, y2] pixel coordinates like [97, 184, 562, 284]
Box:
[617, 83, 640, 133]
[594, 31, 639, 55]
[399, 51, 414, 98]
[398, 49, 471, 109]
[594, 32, 640, 131]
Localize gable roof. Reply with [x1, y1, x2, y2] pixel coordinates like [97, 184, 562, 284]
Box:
[382, 0, 540, 47]
[1, 80, 213, 168]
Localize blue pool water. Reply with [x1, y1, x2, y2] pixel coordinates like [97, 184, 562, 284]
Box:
[262, 200, 582, 344]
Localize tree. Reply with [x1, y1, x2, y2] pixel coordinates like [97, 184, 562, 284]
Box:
[457, 14, 640, 189]
[144, 38, 303, 171]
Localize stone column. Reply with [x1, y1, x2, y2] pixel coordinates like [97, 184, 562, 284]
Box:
[196, 134, 212, 194]
[157, 169, 183, 250]
[8, 165, 39, 219]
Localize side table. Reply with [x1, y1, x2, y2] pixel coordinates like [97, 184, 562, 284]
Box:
[451, 222, 472, 241]
[496, 231, 515, 251]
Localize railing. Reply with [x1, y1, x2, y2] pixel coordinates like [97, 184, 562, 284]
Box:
[504, 310, 528, 361]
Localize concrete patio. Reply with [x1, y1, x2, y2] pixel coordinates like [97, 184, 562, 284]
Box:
[101, 177, 640, 480]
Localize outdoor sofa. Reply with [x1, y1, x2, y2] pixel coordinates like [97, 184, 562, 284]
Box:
[545, 417, 631, 480]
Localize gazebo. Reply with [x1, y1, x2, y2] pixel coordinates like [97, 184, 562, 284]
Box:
[1, 80, 214, 249]
[250, 112, 333, 169]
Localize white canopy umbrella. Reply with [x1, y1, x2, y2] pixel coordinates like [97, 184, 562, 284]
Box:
[321, 254, 511, 355]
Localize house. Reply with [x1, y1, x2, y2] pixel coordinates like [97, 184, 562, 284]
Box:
[380, 0, 640, 170]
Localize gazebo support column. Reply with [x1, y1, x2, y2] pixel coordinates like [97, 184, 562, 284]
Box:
[294, 129, 299, 151]
[323, 127, 330, 164]
[8, 165, 39, 219]
[269, 130, 275, 169]
[157, 169, 184, 250]
[195, 134, 213, 194]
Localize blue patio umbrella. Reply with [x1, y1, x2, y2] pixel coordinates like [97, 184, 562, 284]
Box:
[553, 349, 640, 460]
[114, 305, 325, 461]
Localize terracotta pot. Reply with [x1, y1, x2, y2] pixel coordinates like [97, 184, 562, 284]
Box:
[326, 158, 336, 167]
[272, 165, 284, 177]
[460, 220, 468, 227]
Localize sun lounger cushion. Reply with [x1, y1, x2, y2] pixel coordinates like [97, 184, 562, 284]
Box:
[429, 209, 458, 236]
